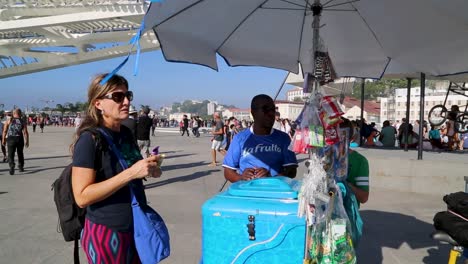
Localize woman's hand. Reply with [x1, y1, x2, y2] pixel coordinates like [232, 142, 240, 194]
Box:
[129, 155, 161, 179]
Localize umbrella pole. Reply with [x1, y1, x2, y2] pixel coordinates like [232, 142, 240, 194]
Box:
[303, 2, 323, 263]
[359, 78, 365, 146]
[273, 72, 290, 101]
[418, 73, 426, 160]
[311, 0, 322, 95]
[404, 78, 412, 151]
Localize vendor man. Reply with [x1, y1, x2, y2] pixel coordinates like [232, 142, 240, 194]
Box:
[223, 94, 298, 182]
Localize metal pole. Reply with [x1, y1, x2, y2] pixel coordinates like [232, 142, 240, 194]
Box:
[417, 73, 426, 160]
[404, 78, 412, 151]
[273, 72, 290, 101]
[360, 78, 365, 146]
[311, 0, 322, 95]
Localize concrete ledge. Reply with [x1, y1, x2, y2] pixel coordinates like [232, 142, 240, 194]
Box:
[356, 147, 468, 195]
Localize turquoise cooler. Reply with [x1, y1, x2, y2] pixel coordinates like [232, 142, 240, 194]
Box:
[201, 177, 306, 264]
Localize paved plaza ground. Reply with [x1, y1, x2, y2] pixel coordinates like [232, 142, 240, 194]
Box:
[0, 126, 460, 263]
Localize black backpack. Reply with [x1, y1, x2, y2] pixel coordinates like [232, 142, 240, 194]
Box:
[51, 129, 103, 263]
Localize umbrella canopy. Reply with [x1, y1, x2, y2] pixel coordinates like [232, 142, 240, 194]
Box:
[144, 0, 468, 79]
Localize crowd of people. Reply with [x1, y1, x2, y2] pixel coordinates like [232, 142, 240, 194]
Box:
[357, 116, 468, 151]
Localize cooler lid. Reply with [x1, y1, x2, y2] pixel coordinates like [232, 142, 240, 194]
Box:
[228, 177, 298, 199]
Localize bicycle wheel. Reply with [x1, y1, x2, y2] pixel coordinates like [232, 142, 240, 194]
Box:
[428, 105, 448, 126]
[456, 113, 468, 133]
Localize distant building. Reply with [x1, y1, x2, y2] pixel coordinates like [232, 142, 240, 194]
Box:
[380, 86, 468, 124]
[169, 113, 192, 121]
[274, 100, 304, 121]
[222, 108, 252, 121]
[341, 97, 380, 125]
[207, 102, 216, 115]
[286, 87, 304, 101]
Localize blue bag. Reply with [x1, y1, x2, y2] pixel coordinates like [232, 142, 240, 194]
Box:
[338, 181, 363, 248]
[98, 128, 170, 264]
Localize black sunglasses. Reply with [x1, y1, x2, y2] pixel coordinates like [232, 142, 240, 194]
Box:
[101, 91, 133, 103]
[255, 105, 276, 113]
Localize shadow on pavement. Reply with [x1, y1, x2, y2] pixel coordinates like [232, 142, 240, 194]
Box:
[163, 161, 210, 171]
[0, 192, 8, 195]
[22, 165, 67, 174]
[164, 153, 195, 159]
[357, 210, 445, 263]
[25, 155, 71, 161]
[144, 169, 220, 189]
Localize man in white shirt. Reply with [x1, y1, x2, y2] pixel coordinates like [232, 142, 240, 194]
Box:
[273, 111, 282, 130]
[74, 113, 82, 131]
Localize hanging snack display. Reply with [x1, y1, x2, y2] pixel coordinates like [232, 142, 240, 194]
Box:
[296, 78, 357, 263]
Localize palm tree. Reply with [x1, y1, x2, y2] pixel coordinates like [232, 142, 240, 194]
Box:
[55, 104, 67, 116]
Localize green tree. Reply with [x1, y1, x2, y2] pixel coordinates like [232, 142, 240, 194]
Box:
[293, 97, 304, 102]
[55, 104, 68, 116]
[172, 102, 181, 113]
[351, 78, 421, 100]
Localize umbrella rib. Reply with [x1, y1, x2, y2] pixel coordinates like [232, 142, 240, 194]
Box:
[277, 0, 307, 8]
[214, 0, 269, 54]
[260, 7, 306, 10]
[296, 2, 309, 73]
[324, 0, 360, 9]
[153, 0, 205, 28]
[322, 0, 337, 7]
[350, 2, 385, 51]
[323, 8, 357, 12]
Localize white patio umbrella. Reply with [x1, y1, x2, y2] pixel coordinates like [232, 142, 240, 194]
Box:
[143, 0, 468, 79]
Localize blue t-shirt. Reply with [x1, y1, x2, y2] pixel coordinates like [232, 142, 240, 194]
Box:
[223, 127, 297, 176]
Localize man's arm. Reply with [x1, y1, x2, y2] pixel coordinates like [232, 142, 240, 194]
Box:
[224, 167, 256, 183]
[347, 182, 369, 204]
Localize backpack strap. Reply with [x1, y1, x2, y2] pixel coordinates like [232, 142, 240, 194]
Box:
[74, 239, 80, 264]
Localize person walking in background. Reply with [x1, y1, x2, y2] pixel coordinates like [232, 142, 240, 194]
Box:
[136, 107, 153, 158]
[74, 113, 82, 131]
[151, 116, 157, 137]
[181, 115, 190, 137]
[209, 112, 224, 166]
[192, 116, 200, 137]
[39, 114, 45, 133]
[32, 115, 37, 133]
[71, 73, 162, 264]
[2, 108, 29, 175]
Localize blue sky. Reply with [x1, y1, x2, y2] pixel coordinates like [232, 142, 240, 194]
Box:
[0, 51, 294, 111]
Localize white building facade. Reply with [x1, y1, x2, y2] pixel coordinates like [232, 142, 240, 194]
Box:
[275, 100, 304, 121]
[286, 87, 304, 101]
[207, 102, 216, 115]
[222, 108, 252, 121]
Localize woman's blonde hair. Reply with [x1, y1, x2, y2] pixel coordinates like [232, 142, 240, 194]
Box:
[69, 73, 129, 154]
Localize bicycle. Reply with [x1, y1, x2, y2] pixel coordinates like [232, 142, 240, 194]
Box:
[428, 82, 468, 133]
[428, 106, 468, 133]
[431, 230, 467, 264]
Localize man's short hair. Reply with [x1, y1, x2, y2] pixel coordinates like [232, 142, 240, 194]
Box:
[275, 111, 281, 117]
[251, 94, 273, 110]
[143, 107, 150, 115]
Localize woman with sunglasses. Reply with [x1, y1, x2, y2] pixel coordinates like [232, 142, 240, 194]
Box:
[70, 73, 162, 263]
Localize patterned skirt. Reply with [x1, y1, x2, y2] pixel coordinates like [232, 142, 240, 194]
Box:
[81, 218, 141, 264]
